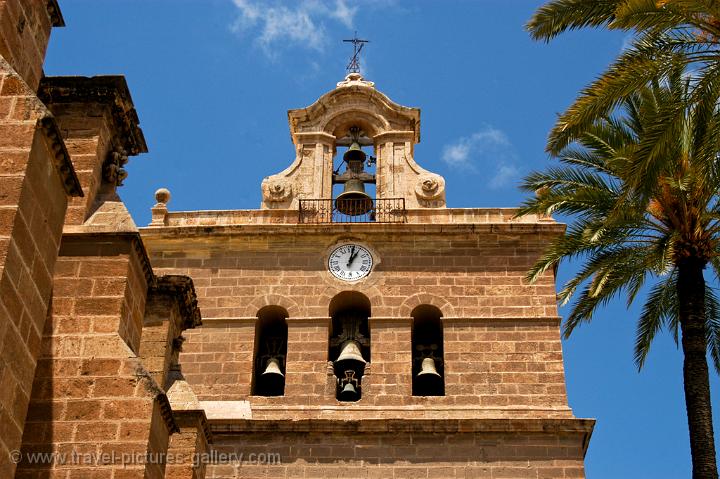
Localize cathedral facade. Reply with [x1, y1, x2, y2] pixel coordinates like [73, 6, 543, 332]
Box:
[0, 1, 593, 478]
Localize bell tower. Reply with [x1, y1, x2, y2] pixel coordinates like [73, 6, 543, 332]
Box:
[142, 71, 594, 479]
[261, 72, 446, 211]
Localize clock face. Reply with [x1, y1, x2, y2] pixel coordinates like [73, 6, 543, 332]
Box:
[328, 244, 373, 281]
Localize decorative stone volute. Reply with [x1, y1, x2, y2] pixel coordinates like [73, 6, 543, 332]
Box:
[261, 74, 446, 209]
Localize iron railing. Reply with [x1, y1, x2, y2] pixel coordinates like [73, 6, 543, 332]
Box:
[298, 198, 406, 224]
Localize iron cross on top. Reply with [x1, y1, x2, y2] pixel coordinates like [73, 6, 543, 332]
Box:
[343, 32, 369, 74]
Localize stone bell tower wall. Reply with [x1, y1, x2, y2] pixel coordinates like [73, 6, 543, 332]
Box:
[141, 221, 571, 419]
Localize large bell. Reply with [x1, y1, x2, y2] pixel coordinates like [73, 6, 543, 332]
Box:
[334, 340, 366, 372]
[335, 179, 373, 216]
[261, 357, 284, 378]
[339, 380, 359, 401]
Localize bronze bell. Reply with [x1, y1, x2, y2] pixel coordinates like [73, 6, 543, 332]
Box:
[334, 340, 366, 372]
[339, 381, 359, 400]
[261, 357, 284, 378]
[343, 141, 366, 167]
[417, 357, 441, 378]
[336, 179, 373, 216]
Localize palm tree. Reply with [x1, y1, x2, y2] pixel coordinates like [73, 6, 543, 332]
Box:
[517, 70, 720, 478]
[527, 0, 720, 155]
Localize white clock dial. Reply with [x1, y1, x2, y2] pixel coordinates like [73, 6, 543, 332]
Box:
[328, 244, 373, 281]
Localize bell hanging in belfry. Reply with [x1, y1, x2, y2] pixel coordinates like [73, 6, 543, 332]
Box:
[336, 179, 373, 216]
[417, 357, 441, 378]
[414, 356, 443, 396]
[334, 340, 367, 372]
[261, 357, 284, 378]
[258, 357, 285, 396]
[339, 380, 358, 400]
[335, 141, 373, 216]
[343, 141, 367, 165]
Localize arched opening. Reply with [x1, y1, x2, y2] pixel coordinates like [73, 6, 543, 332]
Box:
[411, 305, 444, 396]
[331, 125, 377, 222]
[329, 291, 371, 402]
[251, 306, 288, 396]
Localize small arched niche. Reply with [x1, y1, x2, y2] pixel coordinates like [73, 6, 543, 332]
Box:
[252, 306, 288, 397]
[411, 305, 444, 396]
[329, 291, 371, 402]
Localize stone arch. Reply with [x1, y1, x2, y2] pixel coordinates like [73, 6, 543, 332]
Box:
[252, 305, 288, 396]
[322, 109, 389, 139]
[399, 293, 456, 318]
[244, 294, 300, 318]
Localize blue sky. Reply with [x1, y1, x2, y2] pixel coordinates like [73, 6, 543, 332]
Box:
[44, 1, 719, 477]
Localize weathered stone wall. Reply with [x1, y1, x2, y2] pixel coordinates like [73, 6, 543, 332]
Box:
[15, 235, 175, 479]
[0, 53, 79, 478]
[205, 425, 590, 479]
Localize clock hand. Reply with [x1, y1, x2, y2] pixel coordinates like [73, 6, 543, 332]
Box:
[347, 246, 356, 267]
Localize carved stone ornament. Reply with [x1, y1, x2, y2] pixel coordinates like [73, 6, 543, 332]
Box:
[336, 72, 375, 89]
[415, 174, 445, 201]
[103, 147, 129, 186]
[261, 179, 293, 203]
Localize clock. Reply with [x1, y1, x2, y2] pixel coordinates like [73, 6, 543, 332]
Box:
[328, 244, 373, 281]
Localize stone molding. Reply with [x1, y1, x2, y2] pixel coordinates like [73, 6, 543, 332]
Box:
[37, 116, 83, 196]
[151, 275, 202, 330]
[209, 417, 595, 435]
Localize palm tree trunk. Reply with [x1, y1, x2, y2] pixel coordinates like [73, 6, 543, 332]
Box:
[678, 258, 718, 479]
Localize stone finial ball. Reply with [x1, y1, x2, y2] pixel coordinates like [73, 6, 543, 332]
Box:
[155, 187, 171, 205]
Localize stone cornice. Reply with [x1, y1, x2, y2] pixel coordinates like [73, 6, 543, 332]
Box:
[37, 117, 83, 197]
[209, 417, 595, 436]
[151, 275, 202, 330]
[37, 76, 148, 156]
[140, 221, 566, 239]
[46, 0, 65, 27]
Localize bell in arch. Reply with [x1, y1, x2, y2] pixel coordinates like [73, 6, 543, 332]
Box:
[335, 340, 367, 372]
[337, 370, 361, 402]
[417, 357, 441, 378]
[343, 141, 366, 166]
[262, 357, 284, 378]
[335, 141, 374, 216]
[339, 380, 359, 401]
[414, 356, 443, 395]
[258, 357, 285, 396]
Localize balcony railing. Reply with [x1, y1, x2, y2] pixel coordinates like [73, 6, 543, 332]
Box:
[298, 198, 406, 224]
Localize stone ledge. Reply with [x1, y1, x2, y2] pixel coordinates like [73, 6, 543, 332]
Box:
[140, 220, 565, 239]
[209, 417, 594, 436]
[141, 207, 561, 229]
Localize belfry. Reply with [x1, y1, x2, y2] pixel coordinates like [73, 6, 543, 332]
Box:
[141, 72, 595, 477]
